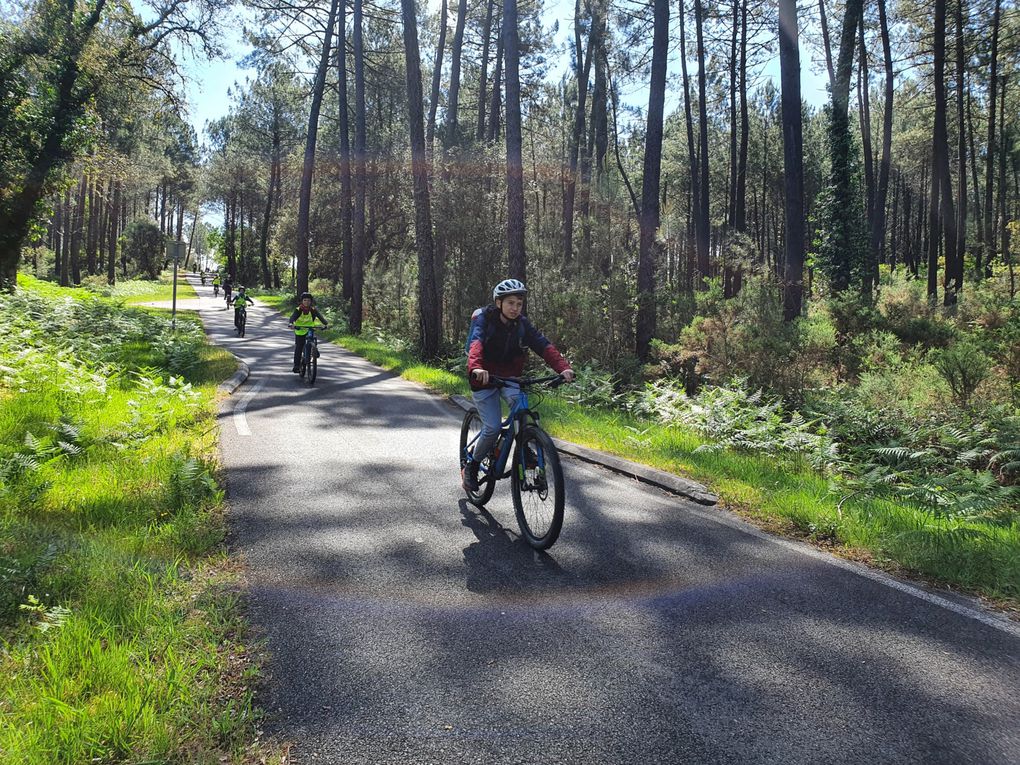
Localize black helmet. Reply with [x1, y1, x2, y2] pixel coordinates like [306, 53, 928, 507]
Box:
[300, 292, 313, 300]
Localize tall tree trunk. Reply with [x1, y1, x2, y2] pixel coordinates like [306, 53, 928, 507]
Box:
[953, 0, 967, 293]
[590, 20, 609, 176]
[444, 0, 468, 146]
[295, 0, 340, 296]
[727, 0, 739, 227]
[982, 0, 1002, 278]
[107, 180, 120, 285]
[680, 0, 699, 261]
[996, 74, 1009, 277]
[86, 176, 97, 275]
[694, 0, 711, 287]
[338, 1, 354, 300]
[427, 0, 448, 147]
[869, 0, 894, 285]
[858, 19, 874, 227]
[401, 0, 441, 359]
[476, 0, 495, 141]
[735, 0, 749, 231]
[60, 188, 71, 286]
[259, 125, 279, 288]
[70, 177, 86, 284]
[968, 83, 983, 262]
[825, 0, 864, 293]
[352, 0, 368, 331]
[930, 0, 958, 306]
[818, 0, 835, 89]
[487, 31, 504, 142]
[780, 0, 805, 320]
[637, 0, 669, 359]
[503, 0, 526, 280]
[562, 0, 595, 265]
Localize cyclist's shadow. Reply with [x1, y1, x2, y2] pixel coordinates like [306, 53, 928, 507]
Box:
[459, 499, 571, 596]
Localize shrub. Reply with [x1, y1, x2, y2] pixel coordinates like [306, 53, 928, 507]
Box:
[121, 219, 166, 280]
[930, 340, 992, 406]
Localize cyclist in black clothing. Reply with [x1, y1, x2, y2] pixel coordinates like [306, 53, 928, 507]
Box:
[222, 278, 233, 306]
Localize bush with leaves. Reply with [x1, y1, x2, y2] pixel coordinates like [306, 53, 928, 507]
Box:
[930, 340, 992, 406]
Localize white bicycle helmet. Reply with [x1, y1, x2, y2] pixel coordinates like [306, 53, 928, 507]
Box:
[492, 278, 528, 301]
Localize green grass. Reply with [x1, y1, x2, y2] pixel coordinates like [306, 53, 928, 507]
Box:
[312, 327, 1020, 604]
[1, 278, 283, 764]
[112, 271, 197, 304]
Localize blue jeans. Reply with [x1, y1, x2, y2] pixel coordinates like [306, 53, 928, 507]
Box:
[470, 384, 521, 462]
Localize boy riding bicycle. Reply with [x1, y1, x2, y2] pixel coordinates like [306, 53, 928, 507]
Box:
[232, 286, 255, 330]
[287, 292, 329, 372]
[462, 279, 574, 491]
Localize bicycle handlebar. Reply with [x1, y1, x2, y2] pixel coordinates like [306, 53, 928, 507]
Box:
[490, 373, 568, 389]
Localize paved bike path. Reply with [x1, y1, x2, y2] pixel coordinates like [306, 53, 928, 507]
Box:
[191, 276, 1020, 764]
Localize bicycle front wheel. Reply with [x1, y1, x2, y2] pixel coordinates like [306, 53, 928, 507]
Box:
[307, 346, 317, 384]
[511, 425, 564, 549]
[239, 313, 246, 337]
[459, 408, 496, 506]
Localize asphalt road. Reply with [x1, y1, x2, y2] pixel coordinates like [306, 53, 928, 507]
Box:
[192, 277, 1020, 764]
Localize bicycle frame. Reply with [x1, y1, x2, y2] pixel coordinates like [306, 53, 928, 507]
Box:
[464, 381, 547, 484]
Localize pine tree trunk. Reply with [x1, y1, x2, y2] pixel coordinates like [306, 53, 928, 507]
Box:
[401, 0, 441, 359]
[982, 0, 1001, 278]
[476, 0, 495, 141]
[427, 0, 448, 147]
[780, 0, 805, 320]
[352, 0, 368, 332]
[296, 0, 340, 296]
[735, 0, 749, 231]
[562, 0, 595, 266]
[694, 0, 711, 287]
[636, 0, 668, 359]
[337, 1, 354, 300]
[503, 0, 526, 280]
[869, 0, 894, 286]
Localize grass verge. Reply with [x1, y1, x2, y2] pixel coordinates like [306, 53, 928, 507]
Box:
[0, 276, 283, 764]
[285, 314, 1019, 608]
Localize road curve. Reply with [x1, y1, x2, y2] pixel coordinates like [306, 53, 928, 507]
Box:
[191, 277, 1020, 765]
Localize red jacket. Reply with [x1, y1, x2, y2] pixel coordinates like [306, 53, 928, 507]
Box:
[467, 306, 569, 389]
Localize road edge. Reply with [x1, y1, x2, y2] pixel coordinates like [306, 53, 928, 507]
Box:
[449, 393, 718, 506]
[217, 356, 251, 396]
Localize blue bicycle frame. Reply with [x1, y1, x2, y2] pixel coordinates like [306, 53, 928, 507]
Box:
[463, 379, 550, 484]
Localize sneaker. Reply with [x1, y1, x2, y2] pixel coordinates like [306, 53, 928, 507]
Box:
[461, 460, 480, 492]
[292, 366, 300, 373]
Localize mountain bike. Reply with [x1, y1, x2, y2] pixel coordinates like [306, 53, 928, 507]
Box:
[234, 305, 247, 337]
[297, 325, 325, 385]
[213, 283, 219, 297]
[459, 374, 567, 550]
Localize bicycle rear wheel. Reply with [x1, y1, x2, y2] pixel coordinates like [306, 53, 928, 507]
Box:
[511, 425, 564, 549]
[459, 408, 496, 506]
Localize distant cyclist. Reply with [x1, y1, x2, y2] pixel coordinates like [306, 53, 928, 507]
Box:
[222, 277, 233, 306]
[212, 273, 220, 297]
[232, 286, 255, 331]
[461, 279, 573, 491]
[287, 292, 329, 373]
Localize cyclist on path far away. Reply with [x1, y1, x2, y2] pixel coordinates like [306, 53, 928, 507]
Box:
[462, 279, 574, 492]
[232, 286, 255, 331]
[287, 292, 329, 373]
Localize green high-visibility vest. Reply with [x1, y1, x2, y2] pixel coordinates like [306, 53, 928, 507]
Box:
[293, 310, 318, 336]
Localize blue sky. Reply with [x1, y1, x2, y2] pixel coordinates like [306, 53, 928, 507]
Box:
[182, 0, 832, 143]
